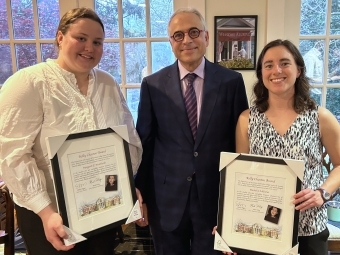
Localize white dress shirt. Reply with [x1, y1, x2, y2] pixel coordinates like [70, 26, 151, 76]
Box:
[0, 59, 142, 214]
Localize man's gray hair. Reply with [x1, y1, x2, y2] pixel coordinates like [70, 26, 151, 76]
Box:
[167, 7, 207, 36]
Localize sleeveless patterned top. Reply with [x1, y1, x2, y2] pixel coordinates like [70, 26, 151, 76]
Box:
[248, 105, 327, 236]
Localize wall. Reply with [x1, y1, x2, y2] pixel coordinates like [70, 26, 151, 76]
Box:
[205, 0, 301, 99]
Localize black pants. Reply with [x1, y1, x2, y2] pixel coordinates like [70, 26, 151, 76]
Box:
[15, 204, 117, 255]
[298, 228, 329, 255]
[234, 228, 329, 255]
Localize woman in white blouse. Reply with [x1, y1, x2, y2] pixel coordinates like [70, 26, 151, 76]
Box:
[0, 7, 142, 255]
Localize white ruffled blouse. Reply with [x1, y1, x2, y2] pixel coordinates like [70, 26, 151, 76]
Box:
[0, 59, 142, 214]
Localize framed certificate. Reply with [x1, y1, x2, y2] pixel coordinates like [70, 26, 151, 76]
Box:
[46, 127, 138, 238]
[214, 153, 304, 255]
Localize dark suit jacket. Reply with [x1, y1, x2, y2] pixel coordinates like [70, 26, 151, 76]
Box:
[105, 182, 118, 191]
[135, 58, 248, 231]
[264, 214, 279, 224]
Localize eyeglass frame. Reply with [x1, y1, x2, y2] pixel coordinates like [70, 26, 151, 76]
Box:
[170, 27, 205, 42]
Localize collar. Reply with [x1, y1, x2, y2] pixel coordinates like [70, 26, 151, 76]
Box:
[178, 58, 205, 80]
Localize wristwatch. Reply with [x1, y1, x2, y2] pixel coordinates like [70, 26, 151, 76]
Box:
[316, 188, 332, 203]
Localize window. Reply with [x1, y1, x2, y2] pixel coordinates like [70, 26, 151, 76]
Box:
[299, 0, 340, 123]
[94, 0, 174, 121]
[0, 0, 59, 84]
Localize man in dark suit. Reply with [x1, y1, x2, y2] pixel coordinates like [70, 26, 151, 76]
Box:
[134, 7, 248, 255]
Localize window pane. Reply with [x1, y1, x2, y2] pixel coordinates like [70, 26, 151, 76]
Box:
[300, 0, 327, 35]
[299, 39, 324, 83]
[326, 88, 340, 123]
[330, 0, 340, 35]
[98, 42, 121, 83]
[310, 88, 322, 105]
[0, 0, 9, 39]
[150, 0, 173, 37]
[151, 42, 174, 73]
[37, 0, 60, 39]
[95, 0, 119, 38]
[327, 39, 340, 83]
[15, 44, 37, 70]
[126, 88, 140, 123]
[125, 42, 146, 83]
[41, 43, 58, 62]
[0, 44, 12, 84]
[122, 0, 146, 38]
[11, 0, 35, 39]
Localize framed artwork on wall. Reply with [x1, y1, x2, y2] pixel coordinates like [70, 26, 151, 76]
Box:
[214, 15, 258, 70]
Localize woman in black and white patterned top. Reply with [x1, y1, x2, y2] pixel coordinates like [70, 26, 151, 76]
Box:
[236, 39, 340, 255]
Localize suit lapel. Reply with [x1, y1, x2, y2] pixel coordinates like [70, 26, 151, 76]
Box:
[164, 61, 194, 144]
[195, 60, 220, 149]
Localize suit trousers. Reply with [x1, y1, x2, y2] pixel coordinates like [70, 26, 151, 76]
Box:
[15, 204, 117, 255]
[149, 175, 220, 255]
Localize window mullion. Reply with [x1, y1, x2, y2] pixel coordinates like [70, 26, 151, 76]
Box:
[6, 0, 16, 73]
[32, 0, 42, 63]
[322, 0, 332, 107]
[118, 0, 126, 98]
[145, 0, 151, 75]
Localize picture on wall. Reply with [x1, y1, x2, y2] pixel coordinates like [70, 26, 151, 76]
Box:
[214, 15, 258, 70]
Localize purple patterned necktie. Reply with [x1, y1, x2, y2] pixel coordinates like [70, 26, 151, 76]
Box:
[184, 73, 198, 140]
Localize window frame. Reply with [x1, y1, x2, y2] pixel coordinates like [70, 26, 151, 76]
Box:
[299, 0, 340, 109]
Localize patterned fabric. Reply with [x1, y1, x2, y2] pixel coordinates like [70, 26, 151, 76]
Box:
[184, 73, 198, 140]
[248, 105, 327, 236]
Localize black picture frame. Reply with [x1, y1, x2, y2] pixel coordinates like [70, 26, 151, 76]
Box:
[214, 15, 258, 70]
[46, 128, 137, 238]
[215, 153, 302, 254]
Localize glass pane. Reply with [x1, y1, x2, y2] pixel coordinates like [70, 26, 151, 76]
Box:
[37, 0, 60, 39]
[150, 0, 173, 37]
[98, 42, 121, 83]
[95, 0, 119, 38]
[300, 0, 327, 35]
[310, 87, 322, 105]
[151, 42, 174, 73]
[11, 0, 35, 39]
[326, 88, 340, 123]
[15, 44, 37, 70]
[331, 0, 340, 35]
[122, 0, 146, 38]
[41, 43, 58, 62]
[126, 88, 140, 123]
[125, 42, 146, 83]
[299, 39, 324, 83]
[327, 39, 340, 83]
[0, 0, 9, 39]
[0, 44, 13, 84]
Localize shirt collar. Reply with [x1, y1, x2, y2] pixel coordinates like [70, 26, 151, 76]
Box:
[178, 58, 205, 80]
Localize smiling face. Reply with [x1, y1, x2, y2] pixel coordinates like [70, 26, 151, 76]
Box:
[261, 45, 301, 97]
[108, 175, 115, 185]
[168, 12, 209, 71]
[270, 207, 278, 217]
[56, 18, 104, 78]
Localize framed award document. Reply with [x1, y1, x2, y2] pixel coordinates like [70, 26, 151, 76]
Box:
[214, 153, 304, 255]
[46, 126, 140, 238]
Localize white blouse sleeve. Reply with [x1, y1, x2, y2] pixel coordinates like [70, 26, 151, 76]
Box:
[0, 70, 51, 213]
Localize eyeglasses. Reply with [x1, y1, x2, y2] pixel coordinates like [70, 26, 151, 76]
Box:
[170, 28, 204, 42]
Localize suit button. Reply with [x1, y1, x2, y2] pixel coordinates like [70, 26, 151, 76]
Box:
[194, 152, 198, 157]
[187, 177, 192, 181]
